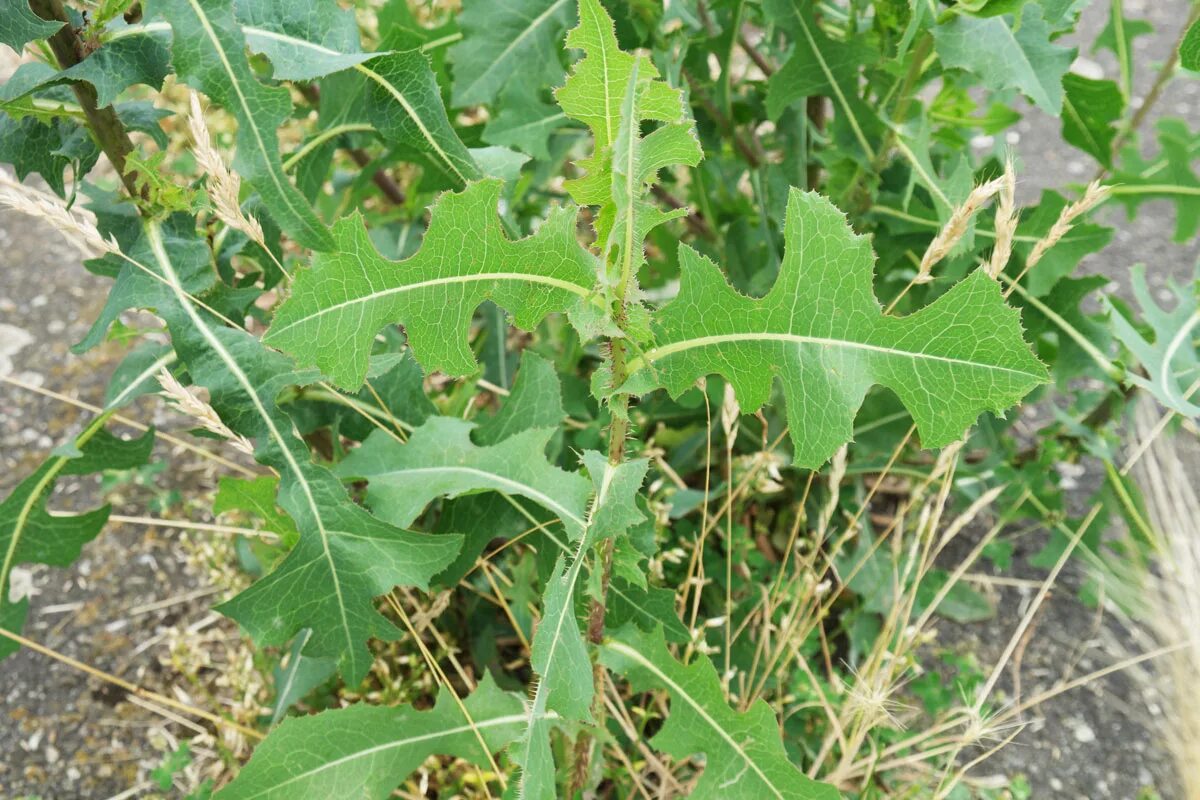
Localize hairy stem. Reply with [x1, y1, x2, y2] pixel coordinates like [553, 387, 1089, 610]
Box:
[29, 0, 144, 200]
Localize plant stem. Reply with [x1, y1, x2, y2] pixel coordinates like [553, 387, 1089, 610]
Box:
[1099, 0, 1200, 176]
[29, 0, 145, 201]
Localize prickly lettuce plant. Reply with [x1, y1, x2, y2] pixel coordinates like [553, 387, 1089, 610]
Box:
[2, 0, 1198, 797]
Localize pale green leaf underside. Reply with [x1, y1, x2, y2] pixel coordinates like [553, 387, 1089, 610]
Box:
[1108, 264, 1200, 417]
[265, 180, 599, 388]
[625, 188, 1047, 469]
[337, 416, 593, 539]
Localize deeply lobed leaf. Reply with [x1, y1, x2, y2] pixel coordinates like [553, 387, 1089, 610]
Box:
[265, 179, 600, 388]
[602, 625, 840, 799]
[625, 188, 1047, 469]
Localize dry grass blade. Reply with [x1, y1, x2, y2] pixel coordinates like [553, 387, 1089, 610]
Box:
[1128, 400, 1200, 796]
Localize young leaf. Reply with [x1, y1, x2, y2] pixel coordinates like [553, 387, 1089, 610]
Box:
[1107, 265, 1200, 417]
[214, 674, 526, 799]
[150, 0, 333, 250]
[934, 4, 1075, 115]
[337, 416, 593, 540]
[265, 179, 600, 388]
[0, 0, 63, 53]
[624, 188, 1047, 469]
[0, 352, 169, 660]
[137, 219, 460, 682]
[556, 0, 692, 213]
[603, 62, 702, 290]
[449, 0, 575, 108]
[601, 625, 839, 799]
[213, 475, 299, 548]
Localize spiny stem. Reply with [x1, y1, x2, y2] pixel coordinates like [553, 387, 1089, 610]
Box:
[29, 0, 145, 201]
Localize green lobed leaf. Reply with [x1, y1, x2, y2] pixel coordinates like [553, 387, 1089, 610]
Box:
[1111, 118, 1200, 243]
[516, 454, 649, 800]
[1107, 265, 1200, 417]
[0, 0, 63, 53]
[265, 179, 600, 388]
[1061, 74, 1122, 169]
[934, 3, 1075, 115]
[0, 111, 100, 197]
[624, 188, 1047, 469]
[764, 0, 882, 162]
[337, 416, 593, 540]
[149, 0, 333, 250]
[215, 674, 526, 799]
[482, 85, 571, 161]
[131, 218, 460, 683]
[449, 0, 576, 108]
[234, 0, 375, 80]
[0, 33, 170, 109]
[601, 625, 840, 799]
[0, 352, 168, 660]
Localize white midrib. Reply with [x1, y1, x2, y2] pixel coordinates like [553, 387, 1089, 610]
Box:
[124, 19, 468, 188]
[146, 222, 355, 665]
[630, 332, 1043, 379]
[184, 0, 319, 240]
[354, 59, 469, 184]
[1160, 309, 1200, 410]
[459, 0, 571, 99]
[605, 640, 786, 799]
[0, 352, 175, 610]
[266, 272, 592, 340]
[795, 14, 875, 161]
[517, 462, 617, 793]
[389, 466, 586, 530]
[239, 713, 529, 799]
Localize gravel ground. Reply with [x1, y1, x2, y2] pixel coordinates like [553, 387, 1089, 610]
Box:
[2, 1, 1199, 798]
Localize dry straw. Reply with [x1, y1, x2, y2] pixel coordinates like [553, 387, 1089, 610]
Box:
[915, 176, 1005, 283]
[1025, 179, 1111, 270]
[157, 368, 256, 457]
[187, 93, 266, 248]
[986, 157, 1019, 278]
